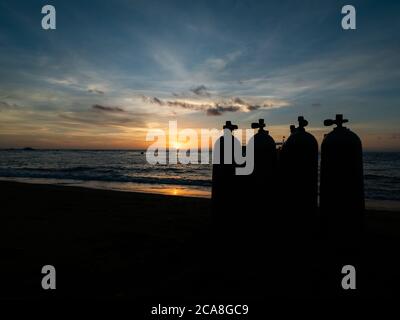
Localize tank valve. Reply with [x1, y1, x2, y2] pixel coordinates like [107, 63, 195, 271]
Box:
[324, 114, 348, 127]
[251, 119, 267, 132]
[298, 116, 308, 128]
[223, 120, 238, 131]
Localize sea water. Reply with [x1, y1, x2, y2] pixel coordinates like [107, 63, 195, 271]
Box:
[0, 150, 399, 206]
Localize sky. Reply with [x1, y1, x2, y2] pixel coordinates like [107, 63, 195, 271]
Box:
[0, 0, 399, 150]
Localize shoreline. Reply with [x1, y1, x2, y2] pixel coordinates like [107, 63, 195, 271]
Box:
[1, 177, 400, 211]
[0, 177, 211, 198]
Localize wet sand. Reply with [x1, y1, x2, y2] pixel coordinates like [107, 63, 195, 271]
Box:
[1, 181, 400, 300]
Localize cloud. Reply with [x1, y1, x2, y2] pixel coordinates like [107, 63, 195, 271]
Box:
[92, 104, 125, 113]
[246, 105, 261, 111]
[203, 51, 242, 71]
[140, 95, 164, 106]
[140, 94, 275, 116]
[390, 133, 400, 140]
[152, 49, 188, 80]
[45, 77, 109, 96]
[233, 97, 246, 105]
[165, 100, 206, 110]
[206, 105, 240, 116]
[190, 85, 210, 97]
[0, 101, 19, 111]
[140, 95, 203, 110]
[88, 89, 105, 95]
[59, 107, 147, 127]
[232, 97, 263, 111]
[46, 77, 79, 87]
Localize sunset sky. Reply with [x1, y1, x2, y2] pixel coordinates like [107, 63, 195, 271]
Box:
[0, 0, 399, 150]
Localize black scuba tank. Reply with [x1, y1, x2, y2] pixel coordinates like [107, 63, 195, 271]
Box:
[211, 121, 241, 219]
[320, 114, 364, 249]
[280, 116, 319, 217]
[249, 119, 277, 183]
[243, 119, 278, 245]
[278, 116, 319, 295]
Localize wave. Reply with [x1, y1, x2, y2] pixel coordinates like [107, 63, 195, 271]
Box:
[365, 174, 400, 183]
[0, 165, 209, 173]
[0, 169, 212, 187]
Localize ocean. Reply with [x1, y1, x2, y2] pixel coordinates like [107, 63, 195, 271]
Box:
[0, 150, 399, 204]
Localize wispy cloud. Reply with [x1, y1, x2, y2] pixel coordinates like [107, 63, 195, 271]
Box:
[0, 101, 20, 111]
[190, 85, 210, 97]
[206, 105, 240, 116]
[92, 104, 125, 113]
[58, 106, 147, 128]
[140, 93, 286, 116]
[203, 51, 242, 71]
[152, 49, 189, 80]
[88, 89, 105, 95]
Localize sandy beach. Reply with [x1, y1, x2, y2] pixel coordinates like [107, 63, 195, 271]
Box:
[1, 180, 400, 300]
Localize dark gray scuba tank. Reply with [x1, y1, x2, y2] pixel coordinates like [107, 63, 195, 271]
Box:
[320, 114, 364, 248]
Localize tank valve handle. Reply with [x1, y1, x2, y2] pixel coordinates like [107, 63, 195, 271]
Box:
[298, 116, 308, 128]
[223, 120, 238, 131]
[251, 119, 267, 132]
[324, 114, 348, 127]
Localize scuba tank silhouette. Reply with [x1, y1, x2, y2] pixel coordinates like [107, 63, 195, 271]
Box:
[320, 114, 364, 297]
[249, 119, 277, 183]
[211, 121, 246, 284]
[211, 121, 241, 229]
[320, 114, 364, 248]
[244, 119, 280, 293]
[279, 116, 319, 296]
[246, 119, 277, 228]
[280, 116, 318, 219]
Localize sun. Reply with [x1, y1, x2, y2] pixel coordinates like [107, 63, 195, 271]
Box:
[171, 142, 182, 150]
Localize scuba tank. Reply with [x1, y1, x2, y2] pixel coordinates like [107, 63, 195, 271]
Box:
[249, 119, 277, 183]
[211, 121, 241, 232]
[246, 119, 277, 234]
[320, 114, 364, 248]
[320, 114, 364, 297]
[211, 121, 246, 284]
[212, 121, 238, 207]
[279, 116, 318, 296]
[244, 119, 280, 293]
[280, 116, 318, 218]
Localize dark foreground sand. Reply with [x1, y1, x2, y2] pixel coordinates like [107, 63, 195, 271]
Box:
[1, 181, 400, 300]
